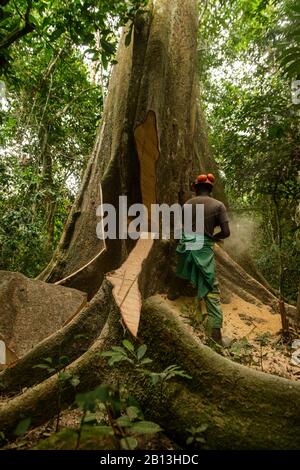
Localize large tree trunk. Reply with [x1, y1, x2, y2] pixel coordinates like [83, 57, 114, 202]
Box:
[1, 0, 299, 449]
[37, 0, 224, 299]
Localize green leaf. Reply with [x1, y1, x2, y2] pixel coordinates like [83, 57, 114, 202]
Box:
[100, 39, 116, 55]
[50, 27, 64, 42]
[130, 421, 162, 434]
[197, 424, 209, 433]
[284, 60, 300, 78]
[92, 385, 112, 402]
[111, 346, 127, 353]
[268, 125, 284, 138]
[186, 436, 194, 445]
[71, 376, 80, 387]
[126, 394, 142, 410]
[32, 364, 50, 369]
[75, 385, 111, 411]
[100, 351, 114, 357]
[108, 355, 129, 366]
[94, 425, 114, 435]
[14, 417, 31, 436]
[137, 344, 147, 360]
[126, 406, 142, 421]
[58, 371, 71, 382]
[122, 339, 135, 353]
[59, 355, 69, 365]
[116, 416, 132, 427]
[43, 357, 53, 364]
[74, 334, 88, 341]
[120, 436, 138, 450]
[149, 374, 160, 385]
[140, 358, 153, 365]
[28, 14, 37, 26]
[83, 413, 97, 423]
[280, 51, 300, 68]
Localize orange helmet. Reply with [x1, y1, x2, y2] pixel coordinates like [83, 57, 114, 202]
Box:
[191, 173, 215, 191]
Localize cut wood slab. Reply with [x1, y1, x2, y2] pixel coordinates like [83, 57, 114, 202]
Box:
[0, 271, 87, 363]
[106, 234, 154, 336]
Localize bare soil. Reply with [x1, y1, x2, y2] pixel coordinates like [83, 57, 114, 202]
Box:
[165, 293, 300, 382]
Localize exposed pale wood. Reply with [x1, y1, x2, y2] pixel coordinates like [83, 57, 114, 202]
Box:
[107, 234, 154, 336]
[0, 271, 87, 362]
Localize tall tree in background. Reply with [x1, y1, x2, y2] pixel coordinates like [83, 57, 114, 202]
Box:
[0, 40, 102, 274]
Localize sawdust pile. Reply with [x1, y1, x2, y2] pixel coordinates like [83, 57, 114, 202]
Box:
[164, 293, 300, 382]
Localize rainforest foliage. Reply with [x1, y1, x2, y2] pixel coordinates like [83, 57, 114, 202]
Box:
[199, 0, 300, 302]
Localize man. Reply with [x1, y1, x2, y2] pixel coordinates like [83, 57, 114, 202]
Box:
[176, 173, 230, 346]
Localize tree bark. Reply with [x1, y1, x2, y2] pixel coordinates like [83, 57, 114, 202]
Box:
[37, 0, 224, 299]
[0, 0, 34, 51]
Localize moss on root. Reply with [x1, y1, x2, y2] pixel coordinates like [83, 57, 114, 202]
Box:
[1, 292, 299, 450]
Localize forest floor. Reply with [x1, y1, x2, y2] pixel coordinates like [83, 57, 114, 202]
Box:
[165, 293, 300, 382]
[1, 406, 176, 450]
[2, 291, 299, 450]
